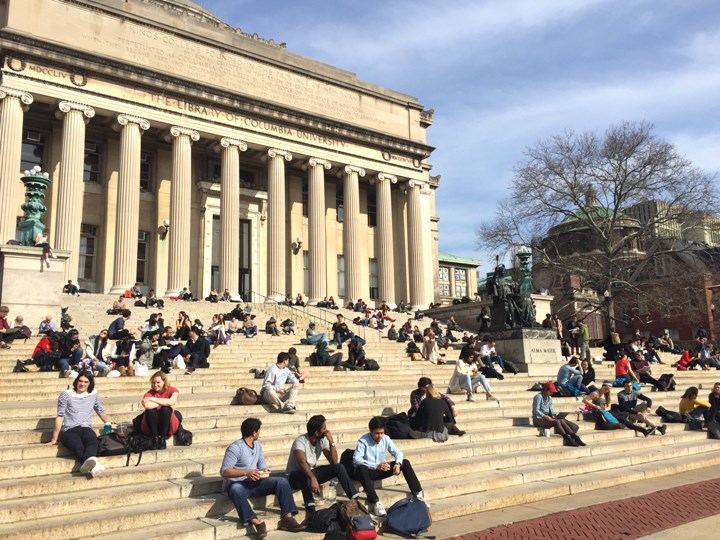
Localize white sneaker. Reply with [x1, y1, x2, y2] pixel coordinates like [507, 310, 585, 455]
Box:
[414, 493, 430, 508]
[89, 461, 106, 478]
[373, 501, 387, 517]
[51, 253, 57, 259]
[79, 456, 97, 474]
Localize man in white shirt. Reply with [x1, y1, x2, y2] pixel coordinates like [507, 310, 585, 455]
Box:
[286, 415, 359, 514]
[351, 416, 424, 517]
[260, 352, 300, 414]
[480, 338, 517, 374]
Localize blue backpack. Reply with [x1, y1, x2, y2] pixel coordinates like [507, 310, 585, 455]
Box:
[385, 497, 433, 538]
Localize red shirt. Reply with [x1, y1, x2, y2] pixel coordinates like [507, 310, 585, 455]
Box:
[615, 357, 631, 378]
[141, 386, 180, 436]
[143, 386, 180, 406]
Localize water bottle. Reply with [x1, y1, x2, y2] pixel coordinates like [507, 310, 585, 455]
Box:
[327, 478, 338, 503]
[103, 422, 112, 435]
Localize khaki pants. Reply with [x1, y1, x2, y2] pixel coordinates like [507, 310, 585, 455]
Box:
[261, 386, 298, 411]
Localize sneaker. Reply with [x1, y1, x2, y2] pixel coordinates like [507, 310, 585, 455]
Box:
[89, 461, 106, 478]
[414, 493, 430, 508]
[277, 515, 305, 532]
[658, 424, 667, 435]
[282, 405, 296, 415]
[51, 253, 57, 259]
[254, 522, 267, 539]
[644, 427, 657, 437]
[45, 260, 50, 268]
[79, 456, 97, 474]
[466, 394, 476, 402]
[373, 501, 387, 517]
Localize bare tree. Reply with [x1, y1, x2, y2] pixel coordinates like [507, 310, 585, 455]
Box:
[478, 121, 718, 332]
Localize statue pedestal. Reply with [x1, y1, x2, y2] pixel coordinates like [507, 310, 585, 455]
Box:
[0, 245, 70, 327]
[492, 327, 562, 377]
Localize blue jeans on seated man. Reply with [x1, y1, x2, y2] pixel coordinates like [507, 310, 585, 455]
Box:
[461, 373, 491, 393]
[226, 477, 298, 525]
[481, 354, 506, 371]
[561, 374, 587, 392]
[334, 333, 353, 348]
[306, 332, 328, 345]
[287, 463, 358, 509]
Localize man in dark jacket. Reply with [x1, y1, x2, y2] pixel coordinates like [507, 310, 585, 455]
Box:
[183, 326, 210, 373]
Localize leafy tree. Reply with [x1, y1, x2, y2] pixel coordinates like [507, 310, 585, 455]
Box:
[478, 121, 718, 332]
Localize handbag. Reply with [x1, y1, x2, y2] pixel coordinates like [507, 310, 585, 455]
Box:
[97, 432, 129, 456]
[410, 352, 424, 362]
[233, 387, 259, 405]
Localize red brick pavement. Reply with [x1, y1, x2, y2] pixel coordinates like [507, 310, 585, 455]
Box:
[449, 477, 720, 539]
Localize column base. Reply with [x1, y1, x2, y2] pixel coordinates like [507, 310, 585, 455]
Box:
[264, 294, 283, 304]
[308, 298, 324, 306]
[109, 286, 130, 295]
[165, 288, 182, 298]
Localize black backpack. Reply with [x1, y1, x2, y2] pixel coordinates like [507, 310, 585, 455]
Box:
[125, 432, 156, 466]
[174, 425, 193, 446]
[97, 432, 129, 456]
[305, 503, 343, 533]
[363, 359, 380, 371]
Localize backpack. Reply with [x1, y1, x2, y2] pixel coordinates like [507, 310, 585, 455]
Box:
[97, 432, 129, 456]
[658, 373, 676, 391]
[363, 359, 380, 371]
[174, 424, 193, 446]
[655, 406, 684, 423]
[385, 497, 432, 538]
[559, 383, 581, 397]
[338, 499, 370, 533]
[305, 503, 342, 533]
[232, 387, 259, 406]
[707, 419, 720, 440]
[349, 514, 377, 540]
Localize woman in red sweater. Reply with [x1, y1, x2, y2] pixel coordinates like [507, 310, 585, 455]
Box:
[140, 371, 180, 449]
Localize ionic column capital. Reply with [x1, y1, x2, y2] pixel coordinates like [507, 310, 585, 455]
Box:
[268, 148, 292, 161]
[57, 101, 95, 120]
[309, 157, 331, 169]
[169, 126, 200, 141]
[220, 137, 248, 151]
[0, 86, 33, 106]
[406, 179, 425, 189]
[373, 173, 397, 185]
[117, 114, 150, 131]
[343, 165, 365, 177]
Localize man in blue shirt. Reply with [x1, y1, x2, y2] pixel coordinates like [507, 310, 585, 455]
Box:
[352, 416, 424, 517]
[220, 418, 305, 537]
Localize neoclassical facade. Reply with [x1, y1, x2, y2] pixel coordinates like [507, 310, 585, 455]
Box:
[0, 0, 439, 307]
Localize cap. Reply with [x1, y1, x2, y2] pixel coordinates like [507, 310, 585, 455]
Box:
[542, 382, 557, 393]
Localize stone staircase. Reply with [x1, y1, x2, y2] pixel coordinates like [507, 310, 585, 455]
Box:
[0, 295, 719, 539]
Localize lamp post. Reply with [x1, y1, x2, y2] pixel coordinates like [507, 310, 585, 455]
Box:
[17, 166, 51, 246]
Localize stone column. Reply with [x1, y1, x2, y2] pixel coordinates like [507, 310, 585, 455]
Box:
[219, 137, 247, 296]
[343, 165, 365, 303]
[374, 173, 397, 307]
[308, 157, 331, 305]
[266, 148, 292, 302]
[55, 101, 95, 281]
[406, 179, 427, 310]
[165, 126, 199, 296]
[0, 87, 33, 244]
[110, 114, 150, 294]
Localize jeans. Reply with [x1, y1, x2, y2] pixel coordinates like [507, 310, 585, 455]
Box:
[481, 354, 507, 371]
[56, 358, 70, 372]
[261, 386, 298, 411]
[306, 332, 328, 345]
[287, 463, 358, 507]
[244, 327, 257, 337]
[334, 332, 353, 348]
[353, 460, 422, 503]
[562, 374, 585, 390]
[60, 426, 99, 463]
[226, 478, 298, 524]
[460, 374, 492, 393]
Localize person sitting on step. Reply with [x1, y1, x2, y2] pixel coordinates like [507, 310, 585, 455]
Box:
[265, 317, 280, 336]
[480, 337, 517, 374]
[331, 314, 354, 349]
[448, 354, 497, 402]
[679, 386, 711, 423]
[584, 383, 655, 436]
[182, 326, 210, 374]
[629, 350, 670, 391]
[557, 357, 587, 394]
[221, 418, 305, 538]
[259, 352, 300, 414]
[409, 377, 465, 435]
[139, 371, 180, 450]
[531, 382, 585, 446]
[613, 379, 666, 435]
[243, 315, 258, 338]
[108, 309, 134, 340]
[286, 415, 360, 515]
[46, 373, 113, 478]
[286, 347, 307, 383]
[413, 384, 460, 442]
[351, 416, 426, 517]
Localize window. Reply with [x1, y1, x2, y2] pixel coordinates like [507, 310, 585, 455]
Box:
[302, 180, 308, 217]
[78, 223, 98, 280]
[439, 283, 451, 296]
[438, 267, 450, 281]
[439, 266, 451, 297]
[454, 268, 467, 297]
[21, 130, 46, 172]
[303, 251, 309, 297]
[136, 231, 149, 284]
[83, 142, 102, 183]
[140, 152, 153, 192]
[336, 182, 344, 223]
[369, 259, 378, 300]
[337, 255, 345, 298]
[454, 268, 467, 283]
[367, 190, 377, 227]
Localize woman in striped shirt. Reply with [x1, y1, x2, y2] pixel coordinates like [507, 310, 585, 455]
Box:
[46, 374, 113, 477]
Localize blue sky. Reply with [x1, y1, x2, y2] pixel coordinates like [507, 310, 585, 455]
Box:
[194, 0, 720, 272]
